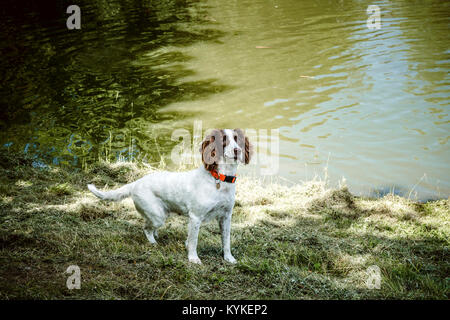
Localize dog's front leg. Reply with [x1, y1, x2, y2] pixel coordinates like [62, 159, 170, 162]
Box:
[187, 215, 202, 264]
[219, 213, 237, 264]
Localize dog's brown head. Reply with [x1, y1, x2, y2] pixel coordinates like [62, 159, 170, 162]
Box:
[200, 129, 253, 171]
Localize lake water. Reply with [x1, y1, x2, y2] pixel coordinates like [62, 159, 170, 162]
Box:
[0, 0, 449, 200]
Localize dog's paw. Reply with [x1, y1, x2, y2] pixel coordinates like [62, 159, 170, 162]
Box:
[224, 255, 237, 264]
[188, 256, 202, 264]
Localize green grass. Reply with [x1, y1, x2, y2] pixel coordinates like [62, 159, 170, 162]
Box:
[0, 152, 448, 299]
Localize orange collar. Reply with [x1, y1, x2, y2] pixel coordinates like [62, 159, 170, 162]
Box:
[210, 170, 237, 183]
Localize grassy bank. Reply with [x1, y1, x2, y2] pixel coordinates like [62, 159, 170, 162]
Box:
[0, 152, 448, 299]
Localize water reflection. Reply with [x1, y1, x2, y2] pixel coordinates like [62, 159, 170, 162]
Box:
[154, 0, 449, 200]
[0, 0, 230, 167]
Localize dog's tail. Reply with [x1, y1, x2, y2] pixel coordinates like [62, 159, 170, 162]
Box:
[87, 183, 134, 201]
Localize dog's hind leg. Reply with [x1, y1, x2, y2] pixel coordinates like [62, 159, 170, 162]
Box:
[132, 192, 166, 245]
[142, 212, 165, 245]
[144, 221, 158, 244]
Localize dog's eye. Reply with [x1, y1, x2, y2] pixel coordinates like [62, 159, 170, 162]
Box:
[223, 136, 227, 144]
[234, 135, 238, 142]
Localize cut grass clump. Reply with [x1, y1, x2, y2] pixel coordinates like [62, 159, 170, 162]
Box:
[237, 258, 280, 275]
[48, 183, 75, 196]
[308, 188, 359, 219]
[88, 161, 149, 185]
[76, 203, 114, 221]
[0, 151, 448, 299]
[283, 241, 355, 277]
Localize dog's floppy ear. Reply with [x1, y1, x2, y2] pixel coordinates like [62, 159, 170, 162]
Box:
[234, 128, 253, 165]
[199, 129, 223, 171]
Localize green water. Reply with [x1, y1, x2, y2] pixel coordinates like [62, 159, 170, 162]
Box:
[0, 0, 449, 200]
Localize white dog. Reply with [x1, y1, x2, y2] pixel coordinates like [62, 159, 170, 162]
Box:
[88, 129, 252, 264]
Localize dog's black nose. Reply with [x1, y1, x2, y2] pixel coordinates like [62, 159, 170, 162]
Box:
[234, 148, 241, 156]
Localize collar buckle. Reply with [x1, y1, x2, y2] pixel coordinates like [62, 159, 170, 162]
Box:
[210, 170, 237, 184]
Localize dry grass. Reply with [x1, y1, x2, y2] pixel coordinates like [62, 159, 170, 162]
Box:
[0, 152, 448, 299]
